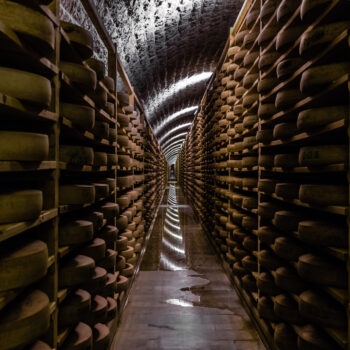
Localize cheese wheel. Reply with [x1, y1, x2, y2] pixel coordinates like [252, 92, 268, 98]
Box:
[298, 324, 338, 350]
[102, 76, 115, 92]
[234, 67, 248, 82]
[98, 225, 118, 247]
[60, 61, 97, 93]
[259, 52, 280, 71]
[258, 24, 280, 47]
[241, 255, 257, 271]
[59, 255, 95, 288]
[274, 210, 302, 232]
[299, 290, 346, 328]
[258, 296, 278, 321]
[258, 225, 279, 244]
[274, 237, 306, 261]
[300, 62, 350, 94]
[243, 136, 256, 148]
[274, 323, 298, 350]
[274, 153, 299, 167]
[80, 238, 106, 262]
[257, 76, 278, 93]
[258, 249, 284, 270]
[258, 202, 279, 219]
[121, 262, 134, 277]
[118, 92, 129, 106]
[273, 122, 298, 139]
[242, 156, 258, 167]
[277, 58, 305, 79]
[241, 274, 257, 292]
[275, 182, 299, 199]
[0, 190, 42, 224]
[275, 89, 303, 109]
[299, 145, 347, 166]
[0, 240, 48, 291]
[83, 211, 103, 231]
[243, 29, 259, 49]
[59, 184, 95, 205]
[258, 103, 277, 119]
[101, 178, 115, 193]
[94, 85, 107, 107]
[300, 21, 350, 56]
[86, 58, 105, 81]
[61, 103, 95, 129]
[117, 175, 133, 188]
[81, 266, 107, 295]
[276, 25, 306, 51]
[257, 272, 281, 296]
[227, 46, 240, 58]
[61, 21, 93, 60]
[59, 289, 91, 328]
[298, 253, 347, 288]
[105, 102, 114, 116]
[108, 128, 117, 141]
[93, 183, 109, 199]
[235, 30, 249, 46]
[275, 266, 307, 294]
[29, 341, 51, 350]
[243, 93, 259, 107]
[0, 131, 48, 161]
[98, 249, 117, 270]
[60, 145, 94, 165]
[298, 220, 347, 248]
[299, 184, 347, 206]
[106, 297, 117, 321]
[258, 179, 276, 194]
[260, 0, 278, 22]
[116, 215, 128, 230]
[259, 154, 274, 167]
[0, 290, 50, 350]
[93, 323, 110, 350]
[243, 51, 259, 68]
[101, 202, 119, 219]
[256, 129, 273, 143]
[0, 1, 54, 53]
[233, 104, 243, 115]
[277, 0, 301, 23]
[93, 152, 107, 166]
[246, 9, 260, 28]
[274, 294, 302, 324]
[116, 275, 128, 293]
[62, 322, 92, 350]
[59, 220, 94, 246]
[242, 196, 258, 209]
[297, 105, 347, 130]
[0, 67, 51, 107]
[94, 121, 109, 139]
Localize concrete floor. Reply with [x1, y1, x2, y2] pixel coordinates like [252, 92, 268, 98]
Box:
[112, 182, 265, 350]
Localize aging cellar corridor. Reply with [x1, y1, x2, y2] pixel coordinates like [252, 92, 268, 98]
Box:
[112, 183, 264, 350]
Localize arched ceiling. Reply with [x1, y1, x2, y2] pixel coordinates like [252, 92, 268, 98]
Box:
[69, 0, 244, 163]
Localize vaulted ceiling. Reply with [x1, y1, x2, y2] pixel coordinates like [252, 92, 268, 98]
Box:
[61, 0, 243, 163]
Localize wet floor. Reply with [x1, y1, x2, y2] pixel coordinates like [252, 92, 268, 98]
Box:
[112, 182, 265, 350]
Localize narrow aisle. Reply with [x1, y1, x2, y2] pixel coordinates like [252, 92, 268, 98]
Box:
[112, 183, 264, 350]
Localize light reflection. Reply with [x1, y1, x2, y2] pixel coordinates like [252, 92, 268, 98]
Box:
[162, 237, 185, 254]
[166, 213, 180, 223]
[160, 253, 184, 271]
[164, 226, 183, 241]
[165, 219, 181, 231]
[166, 299, 194, 308]
[159, 123, 191, 145]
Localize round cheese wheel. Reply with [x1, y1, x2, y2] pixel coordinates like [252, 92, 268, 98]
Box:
[299, 290, 346, 328]
[258, 202, 279, 219]
[80, 238, 106, 262]
[258, 24, 280, 47]
[118, 92, 129, 106]
[299, 184, 347, 206]
[83, 211, 103, 231]
[258, 296, 278, 321]
[227, 46, 240, 58]
[121, 262, 134, 277]
[235, 30, 249, 46]
[258, 103, 277, 119]
[29, 341, 52, 350]
[242, 156, 258, 168]
[274, 294, 302, 324]
[0, 1, 54, 54]
[258, 249, 284, 270]
[92, 183, 109, 200]
[101, 202, 119, 220]
[93, 323, 110, 350]
[80, 266, 107, 295]
[120, 246, 134, 260]
[241, 255, 257, 272]
[299, 145, 347, 166]
[105, 102, 114, 116]
[256, 129, 273, 144]
[300, 21, 350, 57]
[102, 76, 115, 92]
[275, 182, 299, 199]
[108, 128, 117, 141]
[116, 255, 126, 271]
[277, 58, 305, 79]
[257, 272, 281, 296]
[116, 215, 128, 230]
[106, 297, 117, 321]
[300, 62, 350, 94]
[276, 25, 306, 51]
[62, 322, 92, 350]
[243, 51, 259, 68]
[257, 76, 278, 93]
[59, 220, 94, 246]
[116, 275, 128, 293]
[98, 249, 117, 270]
[259, 52, 280, 71]
[94, 86, 107, 107]
[61, 103, 95, 129]
[60, 145, 94, 165]
[258, 225, 279, 244]
[274, 323, 298, 350]
[274, 237, 306, 261]
[298, 253, 347, 288]
[298, 220, 347, 248]
[94, 121, 109, 139]
[275, 89, 303, 109]
[243, 73, 259, 89]
[60, 61, 97, 93]
[0, 240, 48, 291]
[243, 29, 259, 49]
[0, 131, 48, 161]
[86, 58, 105, 81]
[59, 184, 95, 205]
[273, 122, 298, 139]
[241, 274, 257, 292]
[275, 266, 307, 294]
[243, 93, 259, 107]
[260, 0, 278, 22]
[277, 0, 301, 23]
[0, 67, 51, 107]
[243, 136, 256, 148]
[297, 105, 347, 130]
[274, 153, 299, 167]
[61, 21, 93, 60]
[0, 290, 50, 350]
[274, 210, 302, 232]
[59, 289, 91, 328]
[93, 152, 107, 166]
[98, 225, 118, 247]
[258, 179, 275, 194]
[242, 216, 258, 230]
[298, 324, 338, 350]
[101, 178, 115, 193]
[234, 67, 248, 81]
[59, 255, 95, 288]
[0, 190, 42, 224]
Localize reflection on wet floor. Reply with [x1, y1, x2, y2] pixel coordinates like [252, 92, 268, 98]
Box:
[112, 183, 265, 350]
